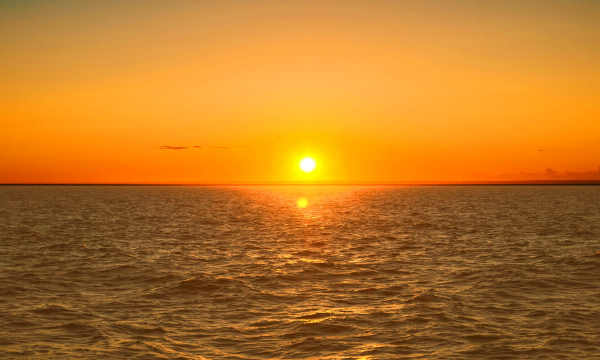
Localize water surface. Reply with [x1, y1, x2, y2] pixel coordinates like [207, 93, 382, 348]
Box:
[0, 186, 599, 359]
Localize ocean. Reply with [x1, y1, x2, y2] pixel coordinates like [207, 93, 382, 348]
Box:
[0, 185, 599, 359]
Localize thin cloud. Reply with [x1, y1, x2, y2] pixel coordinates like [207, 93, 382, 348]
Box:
[489, 168, 600, 181]
[160, 146, 188, 150]
[545, 168, 557, 176]
[159, 145, 243, 150]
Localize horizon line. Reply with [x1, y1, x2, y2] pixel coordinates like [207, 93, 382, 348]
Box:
[1, 180, 600, 186]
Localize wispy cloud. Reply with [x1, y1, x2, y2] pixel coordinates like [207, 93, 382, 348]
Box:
[489, 168, 600, 181]
[159, 145, 243, 150]
[159, 146, 188, 150]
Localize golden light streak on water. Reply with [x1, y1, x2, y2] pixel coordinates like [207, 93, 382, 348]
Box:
[297, 197, 309, 208]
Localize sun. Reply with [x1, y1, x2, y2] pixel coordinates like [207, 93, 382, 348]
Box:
[299, 157, 317, 173]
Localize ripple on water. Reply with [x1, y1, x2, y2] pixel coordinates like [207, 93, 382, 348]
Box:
[0, 185, 599, 359]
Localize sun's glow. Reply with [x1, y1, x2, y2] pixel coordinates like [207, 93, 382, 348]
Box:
[299, 157, 317, 173]
[297, 198, 308, 208]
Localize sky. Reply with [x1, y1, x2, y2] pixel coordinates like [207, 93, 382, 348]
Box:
[1, 0, 599, 183]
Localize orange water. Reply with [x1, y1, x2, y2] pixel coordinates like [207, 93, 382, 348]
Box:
[0, 186, 599, 359]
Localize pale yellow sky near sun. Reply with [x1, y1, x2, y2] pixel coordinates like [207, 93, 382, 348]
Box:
[1, 0, 599, 183]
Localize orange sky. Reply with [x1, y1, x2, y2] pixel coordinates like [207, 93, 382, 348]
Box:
[1, 0, 599, 183]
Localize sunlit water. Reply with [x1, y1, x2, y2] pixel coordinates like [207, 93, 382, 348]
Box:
[1, 186, 599, 359]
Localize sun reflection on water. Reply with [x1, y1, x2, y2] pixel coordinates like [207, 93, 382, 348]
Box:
[297, 197, 309, 208]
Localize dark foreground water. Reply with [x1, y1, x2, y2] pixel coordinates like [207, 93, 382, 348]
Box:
[0, 186, 599, 359]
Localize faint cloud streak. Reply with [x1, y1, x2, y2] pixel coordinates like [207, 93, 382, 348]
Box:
[483, 168, 600, 181]
[159, 145, 244, 150]
[159, 146, 188, 150]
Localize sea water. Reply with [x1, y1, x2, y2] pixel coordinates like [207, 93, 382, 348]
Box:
[0, 185, 599, 359]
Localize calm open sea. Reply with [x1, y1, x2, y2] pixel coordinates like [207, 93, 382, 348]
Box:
[0, 186, 599, 359]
